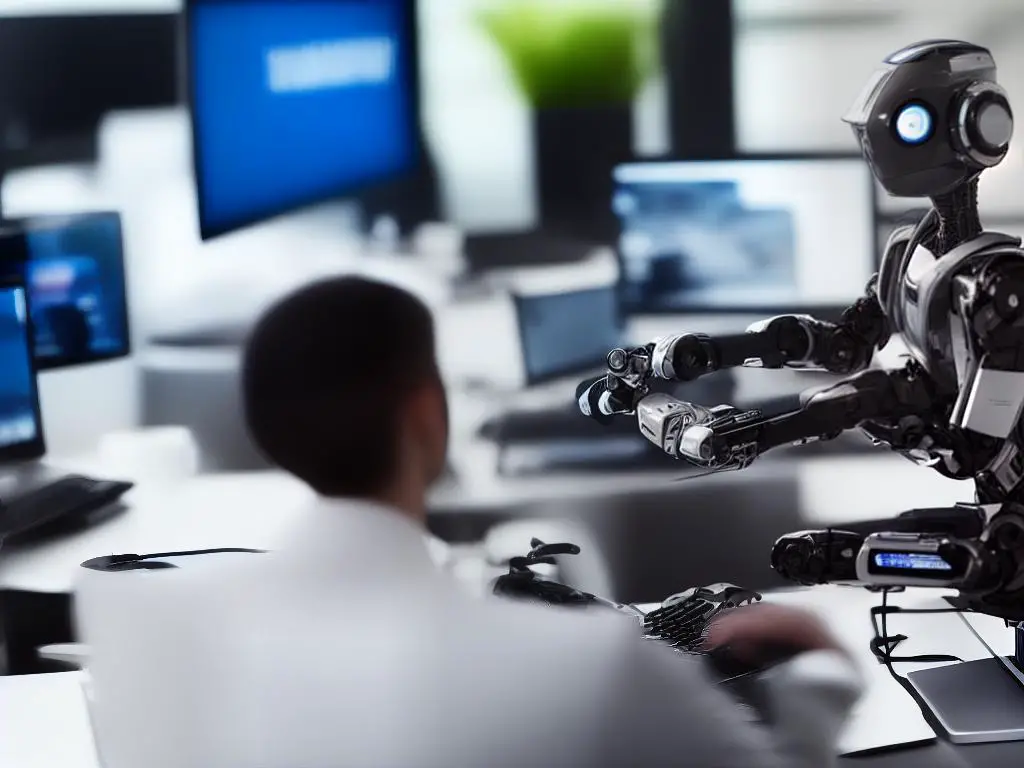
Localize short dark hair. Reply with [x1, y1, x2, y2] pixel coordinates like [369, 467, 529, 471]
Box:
[242, 277, 440, 497]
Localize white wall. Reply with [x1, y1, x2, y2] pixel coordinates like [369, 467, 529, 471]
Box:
[735, 0, 1024, 218]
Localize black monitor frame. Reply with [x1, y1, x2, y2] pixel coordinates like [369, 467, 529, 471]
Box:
[0, 272, 46, 463]
[0, 13, 180, 175]
[612, 151, 879, 322]
[184, 0, 424, 241]
[0, 211, 132, 372]
[511, 284, 625, 387]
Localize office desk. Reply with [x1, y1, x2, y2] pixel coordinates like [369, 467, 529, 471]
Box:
[638, 587, 1023, 768]
[4, 588, 1020, 768]
[1, 448, 969, 596]
[0, 446, 974, 677]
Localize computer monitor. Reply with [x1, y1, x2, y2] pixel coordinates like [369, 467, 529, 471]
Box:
[186, 0, 421, 240]
[0, 14, 180, 174]
[0, 277, 45, 463]
[612, 155, 877, 317]
[0, 212, 131, 371]
[513, 285, 624, 386]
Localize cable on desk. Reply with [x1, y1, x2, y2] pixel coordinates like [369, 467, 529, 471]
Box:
[869, 588, 964, 721]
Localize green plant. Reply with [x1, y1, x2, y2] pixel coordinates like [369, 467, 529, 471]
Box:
[478, 0, 659, 109]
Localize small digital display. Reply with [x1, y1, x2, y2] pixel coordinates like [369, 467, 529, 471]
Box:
[873, 552, 953, 571]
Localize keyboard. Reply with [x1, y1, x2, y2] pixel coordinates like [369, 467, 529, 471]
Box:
[0, 474, 134, 540]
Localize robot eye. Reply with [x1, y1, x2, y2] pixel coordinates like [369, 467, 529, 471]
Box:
[894, 103, 934, 145]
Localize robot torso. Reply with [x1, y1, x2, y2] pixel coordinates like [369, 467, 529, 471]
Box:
[877, 214, 1022, 395]
[874, 212, 1024, 498]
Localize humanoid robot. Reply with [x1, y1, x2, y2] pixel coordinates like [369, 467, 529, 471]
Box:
[578, 40, 1024, 621]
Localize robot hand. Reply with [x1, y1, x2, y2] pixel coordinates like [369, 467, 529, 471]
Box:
[576, 345, 656, 422]
[635, 393, 762, 471]
[576, 337, 732, 422]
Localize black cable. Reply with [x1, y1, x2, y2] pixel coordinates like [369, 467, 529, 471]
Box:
[869, 588, 964, 721]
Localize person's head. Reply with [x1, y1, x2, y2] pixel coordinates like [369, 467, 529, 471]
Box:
[242, 277, 448, 513]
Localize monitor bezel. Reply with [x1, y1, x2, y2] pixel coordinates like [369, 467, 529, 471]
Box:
[0, 211, 133, 372]
[0, 272, 47, 463]
[612, 151, 879, 319]
[184, 0, 424, 242]
[511, 284, 625, 388]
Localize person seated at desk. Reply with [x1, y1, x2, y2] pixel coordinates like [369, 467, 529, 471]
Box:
[83, 277, 864, 768]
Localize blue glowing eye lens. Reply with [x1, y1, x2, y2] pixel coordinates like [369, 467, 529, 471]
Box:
[895, 104, 933, 144]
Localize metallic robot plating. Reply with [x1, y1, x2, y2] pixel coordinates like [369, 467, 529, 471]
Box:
[578, 40, 1024, 621]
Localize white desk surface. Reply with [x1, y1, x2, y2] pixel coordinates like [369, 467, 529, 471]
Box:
[0, 444, 971, 596]
[2, 586, 1000, 767]
[646, 586, 999, 756]
[0, 671, 99, 768]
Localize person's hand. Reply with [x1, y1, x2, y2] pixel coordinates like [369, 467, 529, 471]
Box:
[704, 604, 845, 664]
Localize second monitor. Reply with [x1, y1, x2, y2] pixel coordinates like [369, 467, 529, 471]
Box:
[612, 156, 877, 317]
[186, 0, 421, 240]
[0, 212, 131, 371]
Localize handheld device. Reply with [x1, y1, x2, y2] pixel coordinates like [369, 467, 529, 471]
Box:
[855, 532, 998, 590]
[186, 0, 421, 240]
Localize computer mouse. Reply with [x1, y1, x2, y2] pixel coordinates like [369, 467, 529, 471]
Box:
[80, 556, 178, 571]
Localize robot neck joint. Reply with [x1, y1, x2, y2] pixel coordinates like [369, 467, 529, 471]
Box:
[928, 178, 983, 255]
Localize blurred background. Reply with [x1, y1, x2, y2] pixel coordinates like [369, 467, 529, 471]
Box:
[2, 0, 1021, 606]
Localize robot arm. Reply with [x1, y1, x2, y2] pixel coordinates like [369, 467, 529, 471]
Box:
[650, 282, 890, 382]
[581, 279, 891, 419]
[637, 364, 932, 470]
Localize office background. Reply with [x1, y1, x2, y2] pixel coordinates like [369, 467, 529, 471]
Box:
[1, 0, 1020, 603]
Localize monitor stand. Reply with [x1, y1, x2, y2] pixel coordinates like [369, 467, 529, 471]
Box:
[906, 622, 1024, 744]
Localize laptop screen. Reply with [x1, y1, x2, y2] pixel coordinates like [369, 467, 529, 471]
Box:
[0, 281, 45, 462]
[514, 285, 624, 386]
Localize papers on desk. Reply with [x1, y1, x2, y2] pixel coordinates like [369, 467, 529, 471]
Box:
[765, 587, 994, 756]
[0, 672, 100, 768]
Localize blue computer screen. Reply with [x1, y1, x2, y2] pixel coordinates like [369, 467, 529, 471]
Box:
[0, 285, 39, 450]
[189, 0, 418, 238]
[516, 286, 624, 385]
[20, 213, 130, 368]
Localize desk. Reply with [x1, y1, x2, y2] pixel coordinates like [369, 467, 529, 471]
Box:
[0, 445, 975, 679]
[3, 587, 1020, 768]
[0, 449, 970, 597]
[0, 672, 99, 768]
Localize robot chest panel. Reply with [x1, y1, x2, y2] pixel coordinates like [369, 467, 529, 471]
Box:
[885, 245, 950, 374]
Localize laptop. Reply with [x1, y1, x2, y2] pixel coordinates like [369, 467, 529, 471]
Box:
[0, 276, 131, 540]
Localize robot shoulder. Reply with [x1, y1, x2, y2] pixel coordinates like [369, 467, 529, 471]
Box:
[876, 222, 916, 309]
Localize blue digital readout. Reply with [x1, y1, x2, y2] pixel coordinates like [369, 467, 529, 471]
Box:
[873, 552, 952, 571]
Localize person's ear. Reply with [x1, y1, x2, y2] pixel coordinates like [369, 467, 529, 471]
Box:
[407, 381, 448, 480]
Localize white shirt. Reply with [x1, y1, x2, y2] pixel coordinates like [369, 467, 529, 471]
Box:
[79, 497, 863, 768]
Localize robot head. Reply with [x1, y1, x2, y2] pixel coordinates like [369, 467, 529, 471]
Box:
[844, 40, 1014, 198]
